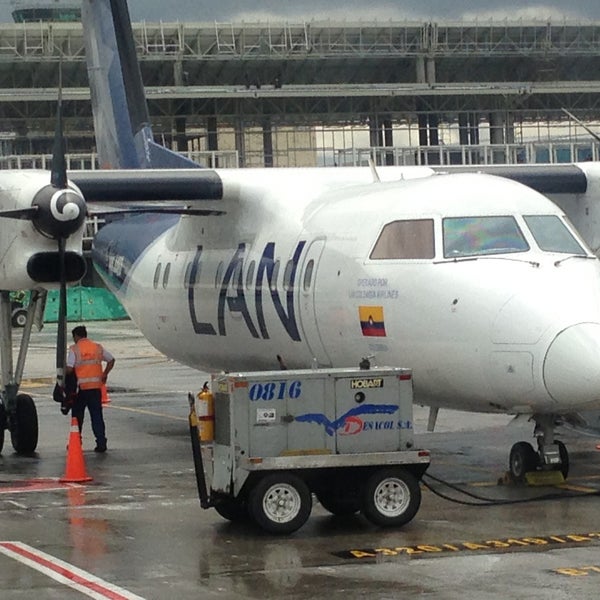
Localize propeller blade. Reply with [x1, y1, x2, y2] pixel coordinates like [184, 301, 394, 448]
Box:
[50, 66, 68, 189]
[0, 207, 38, 220]
[55, 236, 68, 388]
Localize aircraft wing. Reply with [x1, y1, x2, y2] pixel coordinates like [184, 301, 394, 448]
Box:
[434, 163, 588, 195]
[69, 164, 589, 209]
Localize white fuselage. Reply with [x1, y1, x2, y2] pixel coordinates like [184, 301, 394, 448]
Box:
[93, 170, 600, 416]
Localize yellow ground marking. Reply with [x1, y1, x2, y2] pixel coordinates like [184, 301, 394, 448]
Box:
[556, 483, 599, 493]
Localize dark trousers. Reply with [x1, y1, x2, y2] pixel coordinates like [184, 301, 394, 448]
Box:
[72, 388, 107, 448]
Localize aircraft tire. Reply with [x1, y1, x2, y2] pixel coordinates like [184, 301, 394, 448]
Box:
[361, 467, 421, 528]
[10, 394, 38, 455]
[554, 441, 569, 480]
[509, 441, 538, 482]
[316, 490, 360, 516]
[248, 472, 312, 534]
[213, 498, 248, 522]
[0, 403, 6, 453]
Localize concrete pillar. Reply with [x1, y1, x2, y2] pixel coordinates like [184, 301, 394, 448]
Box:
[458, 113, 469, 145]
[469, 113, 480, 145]
[174, 60, 184, 86]
[426, 57, 436, 85]
[174, 116, 187, 154]
[262, 118, 273, 168]
[428, 114, 439, 146]
[383, 118, 394, 166]
[489, 112, 505, 145]
[416, 55, 426, 83]
[206, 115, 218, 168]
[418, 113, 429, 147]
[504, 112, 515, 145]
[235, 117, 246, 168]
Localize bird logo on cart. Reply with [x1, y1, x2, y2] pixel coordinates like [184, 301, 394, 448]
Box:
[295, 404, 398, 436]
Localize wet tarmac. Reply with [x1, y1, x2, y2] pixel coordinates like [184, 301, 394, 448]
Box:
[2, 321, 600, 599]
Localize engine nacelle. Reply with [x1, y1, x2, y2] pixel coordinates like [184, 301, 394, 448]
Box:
[0, 171, 87, 290]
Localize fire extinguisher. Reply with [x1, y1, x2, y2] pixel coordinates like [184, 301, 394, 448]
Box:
[196, 381, 214, 442]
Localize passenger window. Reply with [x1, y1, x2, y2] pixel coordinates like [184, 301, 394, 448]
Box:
[162, 263, 171, 289]
[215, 261, 224, 288]
[303, 259, 314, 292]
[523, 215, 586, 254]
[183, 262, 192, 289]
[153, 263, 162, 289]
[370, 219, 435, 259]
[246, 260, 255, 289]
[283, 259, 294, 290]
[443, 216, 529, 258]
[270, 260, 280, 292]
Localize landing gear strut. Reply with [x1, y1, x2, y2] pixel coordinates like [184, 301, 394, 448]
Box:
[0, 290, 43, 454]
[509, 413, 569, 482]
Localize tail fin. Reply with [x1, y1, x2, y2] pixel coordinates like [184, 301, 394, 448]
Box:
[81, 0, 199, 169]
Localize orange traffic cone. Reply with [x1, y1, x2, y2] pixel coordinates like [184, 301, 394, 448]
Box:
[101, 384, 111, 405]
[60, 417, 93, 483]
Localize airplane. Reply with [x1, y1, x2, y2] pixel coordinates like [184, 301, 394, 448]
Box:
[2, 0, 600, 488]
[0, 98, 87, 454]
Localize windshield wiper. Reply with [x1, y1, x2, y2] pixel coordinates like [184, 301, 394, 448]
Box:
[435, 255, 540, 267]
[554, 254, 597, 266]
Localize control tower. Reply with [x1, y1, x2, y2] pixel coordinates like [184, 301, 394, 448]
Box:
[11, 0, 81, 22]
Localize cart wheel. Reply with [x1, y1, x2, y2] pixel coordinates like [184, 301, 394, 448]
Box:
[248, 473, 312, 534]
[214, 498, 248, 522]
[11, 309, 28, 328]
[316, 491, 360, 516]
[361, 468, 421, 527]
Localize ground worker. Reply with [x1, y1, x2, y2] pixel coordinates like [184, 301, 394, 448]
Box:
[66, 325, 115, 452]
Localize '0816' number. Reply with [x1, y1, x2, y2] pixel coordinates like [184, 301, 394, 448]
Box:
[249, 380, 302, 401]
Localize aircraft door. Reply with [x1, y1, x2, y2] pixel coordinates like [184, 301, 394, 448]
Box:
[297, 238, 332, 367]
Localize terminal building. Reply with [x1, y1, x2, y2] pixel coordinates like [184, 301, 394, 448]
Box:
[1, 2, 600, 169]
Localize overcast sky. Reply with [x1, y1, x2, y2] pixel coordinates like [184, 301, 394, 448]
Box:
[0, 1, 599, 23]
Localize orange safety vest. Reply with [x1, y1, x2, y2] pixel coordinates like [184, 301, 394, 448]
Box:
[71, 338, 104, 390]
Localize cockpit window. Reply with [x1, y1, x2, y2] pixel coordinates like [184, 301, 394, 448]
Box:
[523, 215, 586, 254]
[443, 216, 529, 258]
[370, 219, 435, 259]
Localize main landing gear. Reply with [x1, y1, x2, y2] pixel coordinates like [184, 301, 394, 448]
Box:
[509, 414, 568, 482]
[0, 290, 43, 455]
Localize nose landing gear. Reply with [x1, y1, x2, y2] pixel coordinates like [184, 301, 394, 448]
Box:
[509, 414, 569, 483]
[0, 291, 41, 455]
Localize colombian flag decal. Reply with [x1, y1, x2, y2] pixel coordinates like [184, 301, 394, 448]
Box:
[359, 306, 387, 337]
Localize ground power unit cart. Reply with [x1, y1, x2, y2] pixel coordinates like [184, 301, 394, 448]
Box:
[189, 367, 430, 534]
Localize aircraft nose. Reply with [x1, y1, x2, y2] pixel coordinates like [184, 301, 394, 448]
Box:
[544, 323, 600, 407]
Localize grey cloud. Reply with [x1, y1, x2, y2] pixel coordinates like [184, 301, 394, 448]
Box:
[1, 1, 599, 23]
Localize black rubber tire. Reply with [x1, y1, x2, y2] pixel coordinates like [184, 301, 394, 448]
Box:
[10, 394, 38, 454]
[0, 402, 6, 454]
[361, 468, 421, 528]
[11, 309, 27, 328]
[248, 473, 312, 535]
[509, 441, 539, 482]
[316, 491, 360, 516]
[214, 498, 248, 522]
[555, 440, 569, 480]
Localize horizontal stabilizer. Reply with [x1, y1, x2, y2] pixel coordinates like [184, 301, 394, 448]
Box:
[142, 138, 201, 170]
